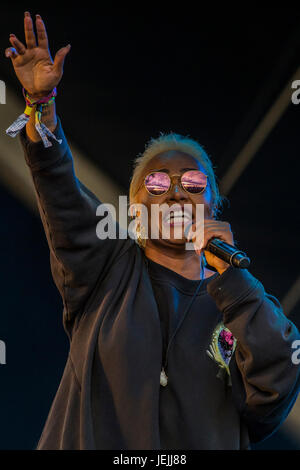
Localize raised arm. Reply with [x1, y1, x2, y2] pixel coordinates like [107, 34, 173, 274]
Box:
[5, 12, 69, 140]
[5, 13, 133, 326]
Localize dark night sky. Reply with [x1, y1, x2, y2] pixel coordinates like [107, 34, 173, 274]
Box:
[1, 6, 300, 449]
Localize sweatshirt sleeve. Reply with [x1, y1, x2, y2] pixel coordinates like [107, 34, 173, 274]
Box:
[207, 266, 300, 444]
[19, 118, 133, 324]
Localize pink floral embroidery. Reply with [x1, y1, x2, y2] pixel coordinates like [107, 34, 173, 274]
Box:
[206, 322, 237, 385]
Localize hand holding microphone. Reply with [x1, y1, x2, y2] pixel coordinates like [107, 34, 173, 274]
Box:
[185, 219, 250, 274]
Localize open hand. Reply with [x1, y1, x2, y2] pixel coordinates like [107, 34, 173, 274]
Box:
[5, 11, 70, 99]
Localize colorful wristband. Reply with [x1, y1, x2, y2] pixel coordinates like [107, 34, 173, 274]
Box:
[6, 87, 62, 148]
[23, 87, 57, 107]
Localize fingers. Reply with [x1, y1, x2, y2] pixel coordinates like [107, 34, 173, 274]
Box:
[9, 34, 26, 55]
[35, 14, 49, 49]
[187, 220, 230, 238]
[5, 31, 26, 60]
[53, 44, 71, 76]
[5, 47, 18, 59]
[7, 13, 48, 58]
[200, 227, 233, 254]
[24, 11, 37, 49]
[187, 220, 222, 242]
[186, 220, 233, 255]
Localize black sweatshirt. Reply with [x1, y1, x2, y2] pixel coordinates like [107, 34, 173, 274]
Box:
[19, 118, 300, 450]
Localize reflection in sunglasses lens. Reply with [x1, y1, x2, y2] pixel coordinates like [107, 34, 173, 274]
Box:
[145, 172, 170, 195]
[145, 170, 207, 195]
[181, 170, 207, 194]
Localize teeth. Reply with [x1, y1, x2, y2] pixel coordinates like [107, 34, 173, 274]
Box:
[165, 211, 192, 222]
[169, 218, 189, 223]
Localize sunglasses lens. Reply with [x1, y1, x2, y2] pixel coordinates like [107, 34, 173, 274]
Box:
[181, 170, 207, 194]
[145, 172, 170, 195]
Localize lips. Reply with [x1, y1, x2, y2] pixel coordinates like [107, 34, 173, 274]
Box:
[162, 207, 193, 227]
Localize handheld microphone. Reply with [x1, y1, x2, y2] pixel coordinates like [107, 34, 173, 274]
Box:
[206, 238, 250, 269]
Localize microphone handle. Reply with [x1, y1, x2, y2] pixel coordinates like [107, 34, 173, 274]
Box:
[206, 238, 250, 269]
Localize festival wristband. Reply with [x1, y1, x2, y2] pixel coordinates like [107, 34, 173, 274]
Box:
[6, 87, 62, 148]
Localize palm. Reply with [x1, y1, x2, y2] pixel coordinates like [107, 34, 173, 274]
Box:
[6, 12, 70, 97]
[13, 48, 57, 96]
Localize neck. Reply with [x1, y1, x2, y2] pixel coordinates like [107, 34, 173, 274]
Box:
[144, 243, 216, 281]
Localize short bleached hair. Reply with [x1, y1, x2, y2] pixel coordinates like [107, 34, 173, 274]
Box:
[129, 132, 228, 219]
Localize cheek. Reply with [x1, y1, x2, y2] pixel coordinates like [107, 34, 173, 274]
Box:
[133, 191, 154, 221]
[194, 185, 213, 213]
[135, 188, 152, 206]
[135, 189, 166, 214]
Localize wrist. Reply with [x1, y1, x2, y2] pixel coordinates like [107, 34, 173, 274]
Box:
[41, 101, 57, 131]
[25, 89, 55, 101]
[23, 87, 57, 106]
[217, 265, 230, 276]
[28, 99, 57, 128]
[6, 86, 60, 148]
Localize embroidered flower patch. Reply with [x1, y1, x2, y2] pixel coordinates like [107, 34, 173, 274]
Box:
[206, 322, 237, 385]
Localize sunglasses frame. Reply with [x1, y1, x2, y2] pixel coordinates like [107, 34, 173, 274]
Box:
[143, 170, 208, 197]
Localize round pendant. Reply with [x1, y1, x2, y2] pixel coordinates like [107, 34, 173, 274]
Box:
[160, 368, 168, 386]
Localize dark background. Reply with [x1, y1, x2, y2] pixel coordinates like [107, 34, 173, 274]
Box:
[0, 5, 300, 449]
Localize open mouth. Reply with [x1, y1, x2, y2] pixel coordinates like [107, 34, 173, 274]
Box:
[163, 209, 193, 227]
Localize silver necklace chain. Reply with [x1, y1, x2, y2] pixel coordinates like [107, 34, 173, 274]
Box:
[144, 253, 205, 386]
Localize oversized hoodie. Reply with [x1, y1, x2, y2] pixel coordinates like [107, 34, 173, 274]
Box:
[19, 118, 300, 450]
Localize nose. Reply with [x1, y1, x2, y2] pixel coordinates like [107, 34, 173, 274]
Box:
[167, 178, 189, 201]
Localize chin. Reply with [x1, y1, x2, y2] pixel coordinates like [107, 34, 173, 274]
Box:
[158, 235, 187, 247]
[159, 223, 189, 242]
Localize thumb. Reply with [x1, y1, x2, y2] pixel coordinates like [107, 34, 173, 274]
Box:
[53, 44, 71, 76]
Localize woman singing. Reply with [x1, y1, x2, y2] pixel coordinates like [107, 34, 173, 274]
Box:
[5, 12, 300, 450]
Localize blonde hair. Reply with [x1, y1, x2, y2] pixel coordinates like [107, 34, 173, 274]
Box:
[129, 132, 228, 219]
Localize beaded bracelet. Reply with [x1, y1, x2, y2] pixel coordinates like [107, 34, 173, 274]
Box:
[6, 87, 62, 148]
